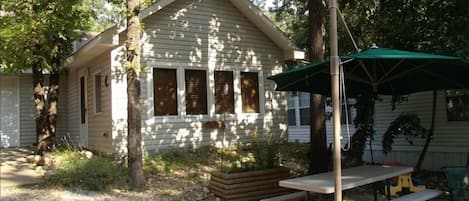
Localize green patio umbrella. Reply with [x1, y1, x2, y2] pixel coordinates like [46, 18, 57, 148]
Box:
[269, 47, 469, 96]
[268, 46, 469, 172]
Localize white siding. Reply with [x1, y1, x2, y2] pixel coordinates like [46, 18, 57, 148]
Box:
[137, 0, 286, 152]
[64, 53, 113, 154]
[1, 75, 20, 147]
[19, 75, 35, 147]
[363, 91, 469, 170]
[288, 91, 469, 170]
[87, 53, 113, 153]
[111, 46, 128, 155]
[288, 120, 357, 145]
[64, 68, 80, 146]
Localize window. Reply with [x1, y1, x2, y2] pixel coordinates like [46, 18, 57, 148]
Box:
[241, 72, 260, 113]
[299, 92, 310, 125]
[94, 73, 102, 113]
[185, 69, 207, 115]
[287, 92, 296, 126]
[153, 68, 178, 115]
[446, 90, 469, 121]
[80, 76, 86, 124]
[215, 71, 234, 114]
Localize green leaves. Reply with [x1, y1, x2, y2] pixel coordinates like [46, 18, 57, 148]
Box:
[382, 113, 428, 154]
[0, 0, 95, 73]
[266, 0, 468, 59]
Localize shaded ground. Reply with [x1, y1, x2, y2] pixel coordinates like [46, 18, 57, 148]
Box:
[0, 145, 453, 201]
[0, 148, 41, 188]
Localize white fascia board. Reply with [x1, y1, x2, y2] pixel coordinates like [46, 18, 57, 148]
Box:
[140, 0, 176, 19]
[229, 0, 301, 60]
[65, 26, 120, 68]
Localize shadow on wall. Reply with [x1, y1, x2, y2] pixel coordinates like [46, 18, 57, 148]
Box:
[110, 0, 287, 155]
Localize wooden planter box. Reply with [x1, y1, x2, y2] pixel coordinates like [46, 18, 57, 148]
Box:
[209, 167, 294, 201]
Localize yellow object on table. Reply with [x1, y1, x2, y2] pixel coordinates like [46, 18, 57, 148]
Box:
[385, 173, 426, 197]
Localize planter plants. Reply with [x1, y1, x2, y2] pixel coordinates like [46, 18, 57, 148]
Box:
[209, 133, 294, 201]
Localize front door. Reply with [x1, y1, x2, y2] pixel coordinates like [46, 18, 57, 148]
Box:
[79, 70, 89, 147]
[0, 76, 20, 148]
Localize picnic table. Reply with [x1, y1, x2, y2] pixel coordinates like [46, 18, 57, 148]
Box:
[279, 165, 413, 201]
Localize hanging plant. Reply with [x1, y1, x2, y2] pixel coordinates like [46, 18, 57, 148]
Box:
[382, 113, 428, 155]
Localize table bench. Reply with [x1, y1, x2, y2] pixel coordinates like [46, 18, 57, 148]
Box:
[279, 165, 414, 201]
[260, 191, 307, 201]
[384, 173, 426, 197]
[390, 189, 442, 201]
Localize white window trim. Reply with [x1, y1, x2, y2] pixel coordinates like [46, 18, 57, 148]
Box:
[146, 62, 266, 123]
[287, 92, 298, 127]
[93, 71, 102, 115]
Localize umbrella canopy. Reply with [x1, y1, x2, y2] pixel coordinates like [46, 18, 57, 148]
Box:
[269, 47, 469, 96]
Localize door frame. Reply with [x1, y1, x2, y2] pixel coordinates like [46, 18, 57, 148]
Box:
[78, 69, 89, 147]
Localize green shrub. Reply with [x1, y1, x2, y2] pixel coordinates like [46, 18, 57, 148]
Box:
[217, 132, 282, 173]
[44, 150, 127, 191]
[144, 147, 205, 174]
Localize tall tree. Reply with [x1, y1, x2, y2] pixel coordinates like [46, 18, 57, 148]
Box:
[0, 0, 94, 155]
[307, 0, 329, 174]
[125, 0, 145, 188]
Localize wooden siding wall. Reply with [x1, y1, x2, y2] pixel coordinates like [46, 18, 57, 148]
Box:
[363, 91, 469, 170]
[132, 0, 286, 152]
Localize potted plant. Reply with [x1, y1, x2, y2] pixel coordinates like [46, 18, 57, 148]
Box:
[209, 132, 293, 201]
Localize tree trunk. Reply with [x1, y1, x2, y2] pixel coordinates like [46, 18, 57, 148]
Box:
[126, 0, 145, 188]
[307, 0, 328, 175]
[415, 90, 437, 170]
[38, 70, 59, 154]
[32, 66, 46, 155]
[308, 95, 328, 174]
[343, 94, 375, 167]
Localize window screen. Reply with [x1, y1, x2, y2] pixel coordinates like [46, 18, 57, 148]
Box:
[215, 71, 234, 114]
[241, 72, 260, 113]
[153, 68, 178, 115]
[185, 70, 207, 115]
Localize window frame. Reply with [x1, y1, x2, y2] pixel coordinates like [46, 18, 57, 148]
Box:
[184, 69, 209, 116]
[214, 70, 235, 115]
[298, 92, 310, 126]
[153, 67, 179, 116]
[445, 90, 469, 121]
[240, 71, 261, 114]
[287, 92, 298, 126]
[147, 64, 266, 122]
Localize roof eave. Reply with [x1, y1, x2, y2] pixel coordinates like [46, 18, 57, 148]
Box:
[65, 26, 120, 69]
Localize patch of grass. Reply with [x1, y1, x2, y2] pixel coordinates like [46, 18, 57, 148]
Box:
[278, 142, 310, 175]
[44, 149, 128, 191]
[144, 146, 215, 179]
[145, 147, 193, 173]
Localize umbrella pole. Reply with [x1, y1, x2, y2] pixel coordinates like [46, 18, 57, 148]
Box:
[329, 0, 342, 200]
